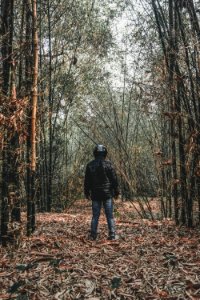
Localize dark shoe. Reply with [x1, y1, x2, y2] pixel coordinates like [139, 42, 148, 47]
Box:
[88, 231, 97, 241]
[88, 235, 97, 241]
[108, 234, 119, 240]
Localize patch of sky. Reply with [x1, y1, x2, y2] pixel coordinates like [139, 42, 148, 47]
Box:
[103, 0, 153, 90]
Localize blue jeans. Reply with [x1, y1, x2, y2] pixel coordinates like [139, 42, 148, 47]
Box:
[91, 198, 115, 238]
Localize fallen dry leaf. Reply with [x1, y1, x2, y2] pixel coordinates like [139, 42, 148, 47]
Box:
[0, 199, 200, 299]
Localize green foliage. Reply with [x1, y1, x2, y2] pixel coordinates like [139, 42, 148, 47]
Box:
[111, 277, 121, 289]
[15, 263, 36, 271]
[7, 281, 24, 293]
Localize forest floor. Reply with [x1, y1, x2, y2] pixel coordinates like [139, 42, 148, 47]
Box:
[1, 199, 200, 300]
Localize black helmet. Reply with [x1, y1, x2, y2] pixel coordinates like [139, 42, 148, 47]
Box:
[93, 144, 107, 158]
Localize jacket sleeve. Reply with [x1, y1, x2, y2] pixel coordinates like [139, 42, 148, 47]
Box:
[108, 163, 119, 197]
[84, 164, 91, 199]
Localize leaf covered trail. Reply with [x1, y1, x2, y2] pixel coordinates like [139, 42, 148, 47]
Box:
[1, 200, 200, 299]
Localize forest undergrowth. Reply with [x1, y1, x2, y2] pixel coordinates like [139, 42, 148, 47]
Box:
[1, 199, 200, 300]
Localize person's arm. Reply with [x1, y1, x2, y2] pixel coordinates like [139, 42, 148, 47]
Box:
[108, 163, 120, 198]
[84, 164, 91, 199]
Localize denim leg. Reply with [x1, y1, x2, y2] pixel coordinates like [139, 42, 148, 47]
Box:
[103, 198, 115, 236]
[91, 200, 102, 237]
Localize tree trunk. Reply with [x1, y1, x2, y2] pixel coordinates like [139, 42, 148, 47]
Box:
[47, 0, 53, 212]
[26, 0, 38, 235]
[29, 0, 38, 234]
[0, 0, 14, 246]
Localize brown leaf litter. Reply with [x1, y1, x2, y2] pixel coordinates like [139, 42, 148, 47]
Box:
[1, 199, 200, 299]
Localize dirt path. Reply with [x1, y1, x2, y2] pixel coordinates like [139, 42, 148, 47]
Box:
[0, 200, 200, 299]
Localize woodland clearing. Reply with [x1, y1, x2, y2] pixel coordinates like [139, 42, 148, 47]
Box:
[0, 199, 200, 300]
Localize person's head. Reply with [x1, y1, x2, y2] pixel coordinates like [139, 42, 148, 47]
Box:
[93, 144, 107, 158]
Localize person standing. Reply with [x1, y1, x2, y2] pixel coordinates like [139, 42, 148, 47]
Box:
[84, 144, 119, 240]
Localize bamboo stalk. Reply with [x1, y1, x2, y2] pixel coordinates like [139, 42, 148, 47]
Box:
[31, 0, 38, 172]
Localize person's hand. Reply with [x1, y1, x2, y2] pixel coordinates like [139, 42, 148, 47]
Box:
[114, 192, 119, 200]
[85, 194, 91, 200]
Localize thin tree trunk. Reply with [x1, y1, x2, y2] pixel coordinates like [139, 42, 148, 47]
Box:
[25, 0, 33, 236]
[47, 0, 53, 212]
[1, 0, 14, 246]
[10, 63, 21, 222]
[168, 0, 179, 224]
[30, 0, 39, 233]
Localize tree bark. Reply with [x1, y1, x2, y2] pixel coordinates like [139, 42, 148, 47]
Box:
[1, 0, 14, 246]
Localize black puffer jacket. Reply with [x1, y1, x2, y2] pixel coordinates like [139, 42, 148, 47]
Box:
[84, 157, 119, 201]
